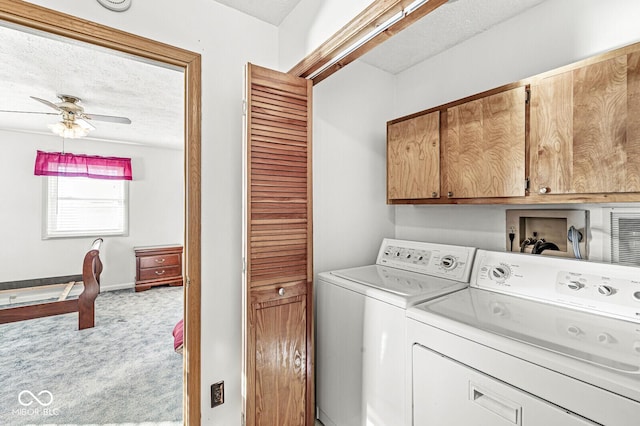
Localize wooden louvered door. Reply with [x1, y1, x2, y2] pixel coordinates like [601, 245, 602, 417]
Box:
[243, 63, 313, 426]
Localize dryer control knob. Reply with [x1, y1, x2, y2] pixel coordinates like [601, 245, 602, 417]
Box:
[597, 333, 616, 345]
[633, 341, 640, 354]
[489, 264, 511, 281]
[567, 325, 582, 337]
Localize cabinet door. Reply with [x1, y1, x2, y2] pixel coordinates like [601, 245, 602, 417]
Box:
[530, 53, 640, 194]
[387, 111, 440, 200]
[445, 87, 526, 199]
[251, 287, 307, 426]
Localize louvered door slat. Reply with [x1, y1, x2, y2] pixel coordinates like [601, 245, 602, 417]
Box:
[252, 135, 307, 148]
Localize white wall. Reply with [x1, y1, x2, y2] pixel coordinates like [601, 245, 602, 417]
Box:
[393, 0, 640, 260]
[395, 0, 640, 116]
[20, 1, 278, 424]
[313, 60, 396, 274]
[0, 129, 183, 289]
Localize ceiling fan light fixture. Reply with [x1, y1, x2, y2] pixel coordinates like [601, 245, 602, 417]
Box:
[48, 121, 91, 139]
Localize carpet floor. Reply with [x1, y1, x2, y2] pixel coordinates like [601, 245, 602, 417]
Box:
[0, 286, 183, 426]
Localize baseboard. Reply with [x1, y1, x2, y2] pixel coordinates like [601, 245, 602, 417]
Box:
[101, 282, 134, 292]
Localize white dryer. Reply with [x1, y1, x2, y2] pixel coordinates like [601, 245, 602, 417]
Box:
[406, 250, 640, 426]
[315, 238, 476, 426]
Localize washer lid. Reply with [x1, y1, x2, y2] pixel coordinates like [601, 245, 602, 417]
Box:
[329, 265, 468, 308]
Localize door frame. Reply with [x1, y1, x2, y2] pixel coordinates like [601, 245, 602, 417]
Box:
[0, 1, 202, 424]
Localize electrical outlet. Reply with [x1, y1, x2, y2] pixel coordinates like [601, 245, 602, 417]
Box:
[211, 381, 224, 408]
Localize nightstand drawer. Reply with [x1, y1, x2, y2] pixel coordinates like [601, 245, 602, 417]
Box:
[139, 253, 181, 269]
[138, 265, 181, 281]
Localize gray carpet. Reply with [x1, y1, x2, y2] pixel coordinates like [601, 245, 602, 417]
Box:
[0, 286, 183, 426]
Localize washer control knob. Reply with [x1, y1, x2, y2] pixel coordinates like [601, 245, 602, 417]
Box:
[633, 291, 640, 302]
[567, 281, 584, 291]
[440, 255, 457, 270]
[597, 285, 614, 296]
[633, 341, 640, 354]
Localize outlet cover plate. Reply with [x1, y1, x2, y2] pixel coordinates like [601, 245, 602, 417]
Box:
[211, 381, 224, 408]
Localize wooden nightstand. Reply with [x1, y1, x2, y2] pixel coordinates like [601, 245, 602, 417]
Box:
[134, 245, 183, 292]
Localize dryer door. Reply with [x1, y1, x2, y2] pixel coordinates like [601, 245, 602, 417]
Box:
[412, 344, 598, 425]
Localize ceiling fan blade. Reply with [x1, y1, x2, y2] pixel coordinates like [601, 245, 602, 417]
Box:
[0, 109, 59, 116]
[82, 113, 131, 124]
[30, 96, 63, 112]
[77, 118, 96, 131]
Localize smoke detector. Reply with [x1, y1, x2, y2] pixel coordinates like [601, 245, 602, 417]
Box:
[96, 0, 132, 12]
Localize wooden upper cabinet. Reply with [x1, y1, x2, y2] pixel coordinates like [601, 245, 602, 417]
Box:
[444, 87, 526, 199]
[530, 52, 640, 195]
[387, 111, 440, 200]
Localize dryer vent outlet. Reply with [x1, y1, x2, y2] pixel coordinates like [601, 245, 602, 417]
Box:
[211, 381, 224, 408]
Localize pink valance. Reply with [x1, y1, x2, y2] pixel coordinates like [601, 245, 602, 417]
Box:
[34, 150, 132, 180]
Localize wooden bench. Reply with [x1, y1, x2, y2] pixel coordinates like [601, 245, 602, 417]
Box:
[0, 238, 103, 330]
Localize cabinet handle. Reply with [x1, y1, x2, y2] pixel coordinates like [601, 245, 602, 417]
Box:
[155, 270, 166, 275]
[447, 191, 453, 198]
[469, 383, 522, 425]
[539, 187, 549, 194]
[431, 192, 438, 198]
[278, 288, 285, 296]
[155, 258, 166, 263]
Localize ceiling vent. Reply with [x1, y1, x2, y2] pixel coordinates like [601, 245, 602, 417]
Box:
[609, 209, 640, 266]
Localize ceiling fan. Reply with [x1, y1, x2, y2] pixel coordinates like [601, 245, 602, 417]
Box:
[0, 94, 131, 138]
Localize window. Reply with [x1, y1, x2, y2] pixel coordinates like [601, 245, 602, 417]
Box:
[44, 176, 129, 238]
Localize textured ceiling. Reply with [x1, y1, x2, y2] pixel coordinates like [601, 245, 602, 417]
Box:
[0, 23, 184, 149]
[216, 0, 549, 74]
[360, 0, 548, 74]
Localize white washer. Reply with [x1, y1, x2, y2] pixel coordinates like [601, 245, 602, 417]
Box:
[316, 238, 476, 426]
[407, 250, 640, 426]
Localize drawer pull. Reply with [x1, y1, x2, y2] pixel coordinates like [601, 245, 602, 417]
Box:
[469, 383, 521, 425]
[155, 270, 166, 275]
[278, 288, 285, 296]
[155, 258, 166, 263]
